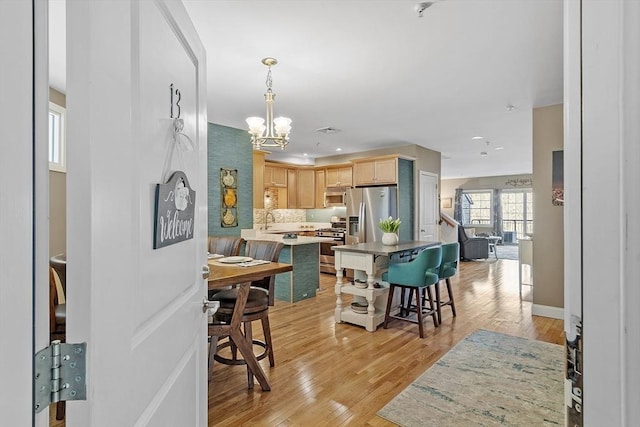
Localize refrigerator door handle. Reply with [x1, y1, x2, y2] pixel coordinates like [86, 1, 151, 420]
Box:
[358, 202, 365, 243]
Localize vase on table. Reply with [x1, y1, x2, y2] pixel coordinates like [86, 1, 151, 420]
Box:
[382, 232, 398, 246]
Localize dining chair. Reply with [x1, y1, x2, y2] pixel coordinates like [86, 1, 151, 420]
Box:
[50, 253, 67, 296]
[434, 242, 460, 324]
[243, 240, 283, 306]
[207, 236, 244, 299]
[208, 235, 243, 257]
[49, 262, 66, 420]
[208, 240, 284, 388]
[382, 246, 442, 338]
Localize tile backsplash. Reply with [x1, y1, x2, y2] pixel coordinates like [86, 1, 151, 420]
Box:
[254, 209, 306, 225]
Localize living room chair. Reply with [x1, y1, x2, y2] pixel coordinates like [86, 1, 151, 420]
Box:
[457, 226, 489, 260]
[208, 241, 284, 387]
[382, 246, 442, 338]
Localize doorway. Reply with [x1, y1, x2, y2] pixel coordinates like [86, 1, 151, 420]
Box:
[501, 189, 533, 242]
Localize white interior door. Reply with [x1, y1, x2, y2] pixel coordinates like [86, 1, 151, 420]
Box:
[66, 1, 208, 425]
[418, 171, 438, 241]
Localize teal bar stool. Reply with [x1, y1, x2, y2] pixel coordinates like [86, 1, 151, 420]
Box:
[434, 242, 460, 324]
[382, 246, 442, 338]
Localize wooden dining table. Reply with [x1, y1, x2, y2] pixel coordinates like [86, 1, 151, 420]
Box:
[207, 260, 292, 391]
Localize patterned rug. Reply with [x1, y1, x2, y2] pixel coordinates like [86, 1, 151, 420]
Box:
[495, 244, 519, 261]
[378, 330, 564, 426]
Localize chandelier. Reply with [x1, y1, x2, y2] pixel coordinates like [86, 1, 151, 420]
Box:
[246, 58, 292, 150]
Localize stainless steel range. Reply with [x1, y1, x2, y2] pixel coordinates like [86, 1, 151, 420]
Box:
[316, 219, 346, 274]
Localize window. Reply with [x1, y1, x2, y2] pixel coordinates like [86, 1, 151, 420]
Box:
[49, 102, 66, 172]
[501, 189, 533, 239]
[461, 190, 492, 226]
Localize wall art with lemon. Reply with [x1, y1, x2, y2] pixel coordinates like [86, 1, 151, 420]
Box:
[220, 168, 238, 227]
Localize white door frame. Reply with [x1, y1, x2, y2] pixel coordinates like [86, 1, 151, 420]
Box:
[567, 0, 640, 424]
[0, 0, 49, 425]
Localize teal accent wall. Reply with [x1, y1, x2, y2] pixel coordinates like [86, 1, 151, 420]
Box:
[397, 158, 414, 242]
[208, 123, 253, 236]
[274, 244, 320, 303]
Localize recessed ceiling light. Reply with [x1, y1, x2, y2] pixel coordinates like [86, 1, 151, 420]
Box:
[472, 136, 483, 140]
[494, 147, 505, 150]
[506, 105, 516, 111]
[303, 153, 308, 156]
[336, 148, 342, 152]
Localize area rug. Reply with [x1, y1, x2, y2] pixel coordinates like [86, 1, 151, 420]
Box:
[378, 329, 564, 426]
[495, 244, 519, 261]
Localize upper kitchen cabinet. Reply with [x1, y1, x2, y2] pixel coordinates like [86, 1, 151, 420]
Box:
[325, 166, 352, 188]
[253, 151, 268, 209]
[352, 156, 398, 186]
[297, 169, 316, 208]
[287, 169, 298, 208]
[264, 163, 288, 187]
[315, 169, 325, 208]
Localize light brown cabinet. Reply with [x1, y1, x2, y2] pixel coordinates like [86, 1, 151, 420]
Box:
[253, 151, 268, 209]
[297, 169, 316, 208]
[286, 168, 315, 209]
[287, 169, 298, 208]
[353, 157, 398, 186]
[325, 166, 352, 187]
[264, 164, 287, 188]
[315, 169, 326, 208]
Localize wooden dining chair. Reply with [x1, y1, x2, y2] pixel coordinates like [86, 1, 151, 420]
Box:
[208, 236, 243, 257]
[208, 241, 284, 388]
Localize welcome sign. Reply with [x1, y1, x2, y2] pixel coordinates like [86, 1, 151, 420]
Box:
[153, 171, 196, 249]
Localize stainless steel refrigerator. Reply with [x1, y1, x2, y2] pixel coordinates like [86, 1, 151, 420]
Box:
[346, 187, 398, 245]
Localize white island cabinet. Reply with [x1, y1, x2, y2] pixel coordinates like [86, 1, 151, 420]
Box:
[333, 241, 440, 332]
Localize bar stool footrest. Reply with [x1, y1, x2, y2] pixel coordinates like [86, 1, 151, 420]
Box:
[213, 338, 269, 365]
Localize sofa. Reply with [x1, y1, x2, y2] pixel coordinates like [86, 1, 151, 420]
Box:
[457, 226, 489, 260]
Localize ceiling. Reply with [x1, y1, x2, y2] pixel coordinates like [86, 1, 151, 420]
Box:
[49, 0, 563, 179]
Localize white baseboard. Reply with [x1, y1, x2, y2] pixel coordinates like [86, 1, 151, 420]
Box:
[532, 304, 564, 320]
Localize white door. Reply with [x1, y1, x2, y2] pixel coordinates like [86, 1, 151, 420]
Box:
[65, 1, 208, 425]
[0, 1, 49, 425]
[418, 171, 438, 241]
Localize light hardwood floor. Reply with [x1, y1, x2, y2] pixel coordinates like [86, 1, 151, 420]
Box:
[51, 258, 563, 426]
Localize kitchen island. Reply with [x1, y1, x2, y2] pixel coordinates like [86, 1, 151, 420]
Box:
[241, 231, 334, 303]
[332, 241, 440, 331]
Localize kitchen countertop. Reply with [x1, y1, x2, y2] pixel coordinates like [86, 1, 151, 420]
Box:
[332, 241, 440, 256]
[242, 232, 335, 246]
[248, 222, 331, 234]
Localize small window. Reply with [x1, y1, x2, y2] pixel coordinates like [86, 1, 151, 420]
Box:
[49, 102, 66, 172]
[461, 190, 492, 226]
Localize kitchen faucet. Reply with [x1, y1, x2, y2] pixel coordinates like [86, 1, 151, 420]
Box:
[264, 211, 275, 230]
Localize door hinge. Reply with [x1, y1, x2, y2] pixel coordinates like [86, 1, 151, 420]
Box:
[34, 340, 87, 414]
[565, 316, 583, 427]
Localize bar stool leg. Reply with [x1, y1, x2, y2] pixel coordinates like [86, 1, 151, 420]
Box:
[446, 278, 457, 317]
[415, 287, 424, 338]
[244, 320, 254, 389]
[261, 313, 275, 367]
[383, 284, 396, 329]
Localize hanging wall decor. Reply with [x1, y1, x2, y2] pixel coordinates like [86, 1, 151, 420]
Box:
[154, 171, 196, 249]
[221, 168, 238, 227]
